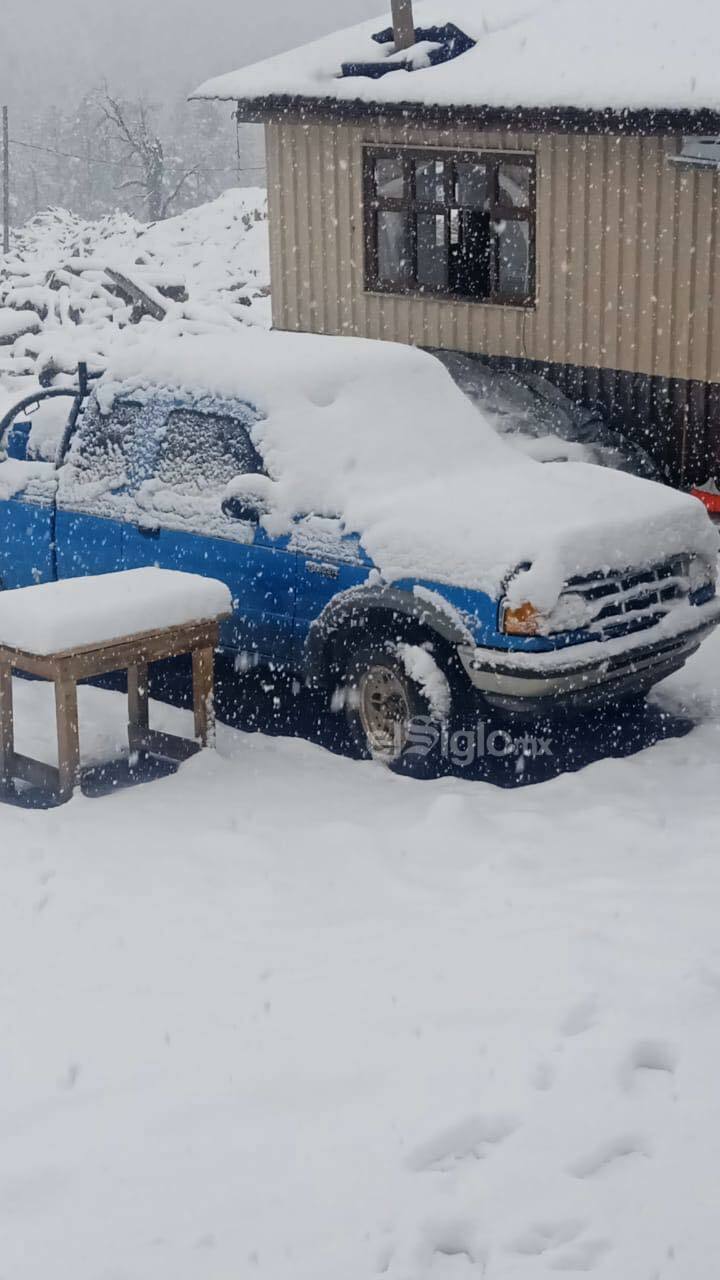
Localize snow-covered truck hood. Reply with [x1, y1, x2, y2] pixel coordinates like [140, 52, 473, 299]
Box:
[101, 329, 720, 610]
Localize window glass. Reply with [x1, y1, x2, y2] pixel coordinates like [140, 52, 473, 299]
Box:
[374, 156, 404, 199]
[416, 213, 448, 289]
[455, 162, 491, 210]
[156, 410, 262, 492]
[415, 157, 445, 203]
[497, 220, 530, 297]
[498, 162, 531, 209]
[367, 149, 535, 304]
[376, 210, 412, 286]
[70, 402, 138, 482]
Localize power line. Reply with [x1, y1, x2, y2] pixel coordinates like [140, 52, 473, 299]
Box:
[9, 136, 265, 176]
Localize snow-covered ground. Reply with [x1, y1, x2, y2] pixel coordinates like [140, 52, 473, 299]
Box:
[1, 628, 720, 1280]
[2, 189, 720, 1279]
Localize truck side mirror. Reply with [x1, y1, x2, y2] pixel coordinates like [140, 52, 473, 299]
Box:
[221, 495, 262, 524]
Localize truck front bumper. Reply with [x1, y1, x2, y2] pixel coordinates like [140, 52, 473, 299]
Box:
[457, 599, 720, 713]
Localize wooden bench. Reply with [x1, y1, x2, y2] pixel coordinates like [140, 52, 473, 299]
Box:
[0, 569, 232, 804]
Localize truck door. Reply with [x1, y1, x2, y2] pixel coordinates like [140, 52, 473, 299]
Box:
[0, 470, 58, 589]
[121, 404, 298, 662]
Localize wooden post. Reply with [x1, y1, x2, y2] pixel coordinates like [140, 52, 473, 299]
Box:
[55, 675, 80, 801]
[0, 662, 14, 788]
[127, 663, 149, 731]
[192, 646, 215, 747]
[391, 0, 415, 50]
[2, 107, 9, 256]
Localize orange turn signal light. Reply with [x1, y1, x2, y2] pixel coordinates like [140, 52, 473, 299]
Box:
[502, 601, 540, 636]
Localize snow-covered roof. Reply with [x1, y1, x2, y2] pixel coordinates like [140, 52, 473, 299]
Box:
[191, 0, 720, 125]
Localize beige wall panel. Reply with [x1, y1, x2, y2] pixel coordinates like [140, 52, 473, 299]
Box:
[600, 137, 623, 372]
[654, 154, 679, 378]
[307, 126, 326, 333]
[636, 137, 661, 378]
[618, 136, 641, 373]
[582, 135, 606, 371]
[566, 136, 588, 368]
[705, 173, 720, 382]
[319, 126, 340, 336]
[264, 123, 285, 331]
[689, 168, 714, 383]
[532, 135, 554, 358]
[672, 168, 697, 383]
[270, 119, 720, 386]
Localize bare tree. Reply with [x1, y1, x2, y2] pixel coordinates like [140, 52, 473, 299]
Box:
[98, 90, 197, 221]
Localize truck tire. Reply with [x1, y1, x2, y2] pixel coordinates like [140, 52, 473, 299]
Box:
[342, 641, 444, 769]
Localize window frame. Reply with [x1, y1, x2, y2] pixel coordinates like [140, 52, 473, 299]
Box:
[363, 145, 537, 308]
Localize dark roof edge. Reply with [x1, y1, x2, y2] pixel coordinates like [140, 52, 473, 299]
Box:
[228, 93, 720, 137]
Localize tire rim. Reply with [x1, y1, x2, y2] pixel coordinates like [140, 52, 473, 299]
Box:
[357, 664, 411, 759]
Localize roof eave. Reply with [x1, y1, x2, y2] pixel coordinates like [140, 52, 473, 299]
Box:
[216, 92, 720, 137]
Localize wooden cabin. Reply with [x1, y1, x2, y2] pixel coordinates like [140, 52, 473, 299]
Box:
[193, 0, 720, 486]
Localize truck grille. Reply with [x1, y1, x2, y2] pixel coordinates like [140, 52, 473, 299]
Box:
[561, 556, 691, 639]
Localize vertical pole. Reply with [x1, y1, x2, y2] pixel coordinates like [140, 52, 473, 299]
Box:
[2, 107, 9, 256]
[0, 661, 15, 790]
[192, 646, 215, 747]
[55, 674, 81, 802]
[391, 0, 415, 50]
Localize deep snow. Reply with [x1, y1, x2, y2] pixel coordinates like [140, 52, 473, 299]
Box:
[0, 569, 231, 655]
[2, 184, 720, 1280]
[92, 329, 719, 608]
[1, 630, 720, 1279]
[192, 0, 720, 116]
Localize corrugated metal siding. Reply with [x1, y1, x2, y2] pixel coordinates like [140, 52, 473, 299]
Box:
[265, 119, 720, 386]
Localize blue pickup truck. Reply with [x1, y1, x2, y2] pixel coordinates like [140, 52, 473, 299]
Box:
[1, 331, 718, 764]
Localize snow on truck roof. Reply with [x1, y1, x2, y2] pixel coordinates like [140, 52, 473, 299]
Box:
[99, 328, 719, 609]
[191, 0, 720, 122]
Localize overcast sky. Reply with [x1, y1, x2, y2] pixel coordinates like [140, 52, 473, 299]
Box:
[0, 0, 381, 113]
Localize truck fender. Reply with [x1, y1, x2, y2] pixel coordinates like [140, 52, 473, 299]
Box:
[304, 584, 473, 687]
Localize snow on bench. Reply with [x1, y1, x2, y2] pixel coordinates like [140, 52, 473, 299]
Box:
[0, 568, 232, 656]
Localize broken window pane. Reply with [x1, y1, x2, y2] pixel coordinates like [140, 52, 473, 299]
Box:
[497, 220, 530, 297]
[415, 158, 445, 203]
[498, 162, 531, 209]
[376, 210, 412, 286]
[455, 163, 490, 209]
[450, 210, 492, 298]
[416, 213, 448, 289]
[374, 157, 405, 199]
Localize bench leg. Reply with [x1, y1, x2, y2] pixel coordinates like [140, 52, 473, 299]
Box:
[192, 646, 215, 747]
[0, 663, 14, 790]
[127, 663, 149, 751]
[55, 677, 80, 802]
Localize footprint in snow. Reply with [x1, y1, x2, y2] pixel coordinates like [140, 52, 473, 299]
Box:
[559, 995, 599, 1038]
[568, 1133, 649, 1179]
[406, 1113, 517, 1172]
[510, 1220, 611, 1272]
[381, 1218, 486, 1278]
[618, 1038, 678, 1091]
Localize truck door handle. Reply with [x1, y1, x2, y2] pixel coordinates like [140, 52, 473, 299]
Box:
[138, 524, 160, 539]
[306, 560, 339, 579]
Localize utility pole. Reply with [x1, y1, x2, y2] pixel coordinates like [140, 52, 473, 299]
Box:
[2, 107, 9, 256]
